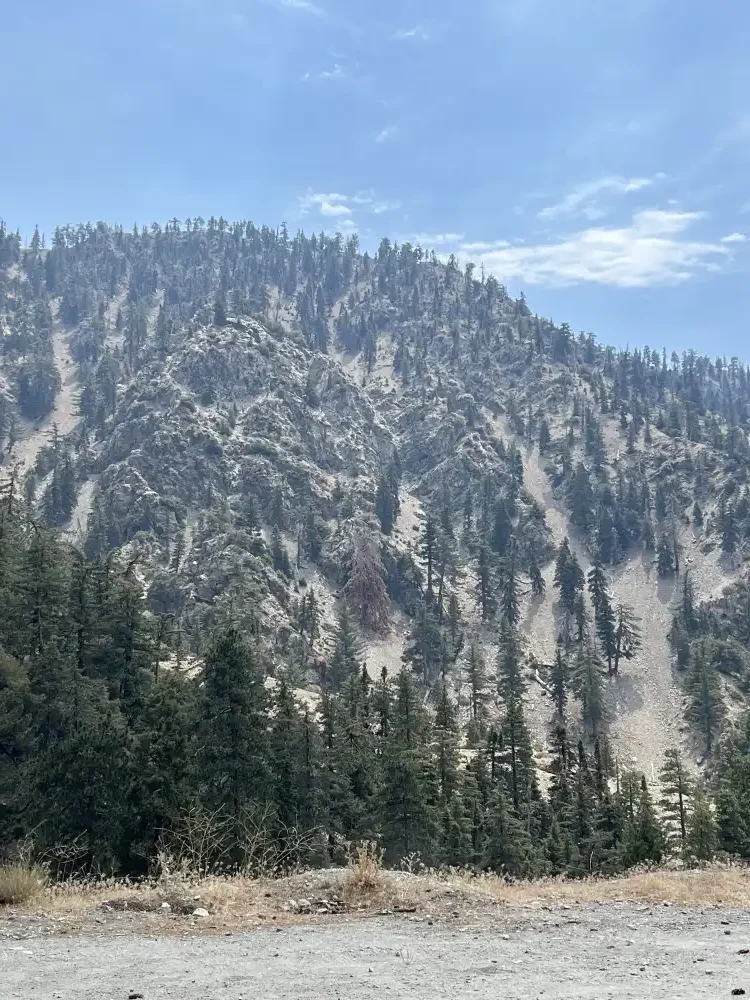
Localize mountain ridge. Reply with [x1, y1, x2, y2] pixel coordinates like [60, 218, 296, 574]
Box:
[1, 217, 749, 782]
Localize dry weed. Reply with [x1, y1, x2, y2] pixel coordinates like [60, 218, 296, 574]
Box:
[0, 863, 46, 906]
[347, 841, 384, 891]
[442, 865, 750, 907]
[343, 841, 393, 908]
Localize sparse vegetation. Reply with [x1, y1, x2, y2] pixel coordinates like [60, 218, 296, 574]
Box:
[2, 216, 750, 892]
[345, 840, 386, 895]
[0, 862, 46, 906]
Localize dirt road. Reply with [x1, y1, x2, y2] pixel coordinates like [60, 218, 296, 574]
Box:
[3, 905, 749, 999]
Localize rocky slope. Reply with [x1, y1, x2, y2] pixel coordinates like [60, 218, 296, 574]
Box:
[1, 219, 749, 781]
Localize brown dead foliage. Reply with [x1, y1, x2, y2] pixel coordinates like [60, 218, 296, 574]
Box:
[9, 865, 750, 935]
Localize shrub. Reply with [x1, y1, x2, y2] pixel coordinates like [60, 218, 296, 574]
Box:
[0, 863, 46, 906]
[345, 841, 384, 893]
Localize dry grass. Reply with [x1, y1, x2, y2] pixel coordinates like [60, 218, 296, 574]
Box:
[345, 841, 384, 892]
[444, 866, 750, 908]
[10, 865, 750, 933]
[342, 841, 393, 910]
[0, 863, 46, 906]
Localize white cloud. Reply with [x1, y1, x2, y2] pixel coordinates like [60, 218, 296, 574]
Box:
[319, 63, 345, 80]
[301, 62, 348, 82]
[721, 232, 747, 243]
[298, 192, 352, 216]
[350, 193, 401, 214]
[453, 210, 728, 288]
[297, 190, 400, 224]
[375, 125, 399, 144]
[370, 199, 402, 214]
[407, 232, 465, 246]
[460, 240, 511, 252]
[538, 175, 659, 221]
[393, 24, 430, 40]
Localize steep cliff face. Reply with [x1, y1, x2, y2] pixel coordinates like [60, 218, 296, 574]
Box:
[1, 219, 749, 777]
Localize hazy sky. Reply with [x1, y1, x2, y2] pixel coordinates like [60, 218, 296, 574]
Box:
[3, 0, 749, 357]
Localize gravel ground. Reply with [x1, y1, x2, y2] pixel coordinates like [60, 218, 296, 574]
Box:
[3, 905, 749, 999]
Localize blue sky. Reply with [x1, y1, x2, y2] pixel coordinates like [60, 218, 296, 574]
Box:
[3, 0, 749, 357]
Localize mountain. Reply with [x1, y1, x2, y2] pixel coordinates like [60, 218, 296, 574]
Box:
[1, 217, 750, 872]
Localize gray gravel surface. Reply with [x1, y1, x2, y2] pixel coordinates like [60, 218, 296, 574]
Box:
[3, 905, 749, 999]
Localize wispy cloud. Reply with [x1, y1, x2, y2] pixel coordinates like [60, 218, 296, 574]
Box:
[298, 192, 352, 217]
[300, 62, 347, 82]
[407, 232, 465, 246]
[319, 63, 345, 79]
[538, 175, 660, 221]
[273, 0, 325, 15]
[393, 25, 430, 40]
[448, 210, 729, 288]
[351, 193, 402, 214]
[460, 240, 511, 252]
[297, 190, 401, 224]
[721, 232, 747, 243]
[375, 125, 399, 144]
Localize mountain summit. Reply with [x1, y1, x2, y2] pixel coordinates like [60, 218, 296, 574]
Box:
[1, 217, 749, 870]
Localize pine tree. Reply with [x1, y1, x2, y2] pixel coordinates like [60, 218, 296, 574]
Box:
[588, 559, 616, 673]
[549, 647, 569, 724]
[476, 543, 497, 621]
[199, 630, 272, 821]
[660, 748, 692, 857]
[380, 669, 439, 863]
[130, 672, 198, 858]
[692, 501, 704, 528]
[402, 600, 442, 684]
[328, 605, 363, 690]
[713, 721, 750, 858]
[484, 781, 532, 876]
[687, 781, 717, 864]
[721, 501, 739, 556]
[687, 647, 724, 753]
[634, 776, 664, 864]
[417, 514, 439, 605]
[462, 489, 474, 541]
[572, 641, 606, 738]
[491, 500, 513, 558]
[463, 643, 491, 743]
[568, 462, 594, 533]
[612, 603, 642, 677]
[27, 714, 132, 871]
[657, 533, 675, 576]
[498, 546, 522, 628]
[434, 682, 461, 804]
[375, 475, 395, 535]
[304, 509, 327, 562]
[502, 692, 536, 814]
[213, 294, 228, 327]
[528, 556, 546, 598]
[496, 619, 526, 704]
[271, 526, 291, 576]
[388, 450, 402, 522]
[545, 813, 570, 875]
[440, 786, 472, 867]
[554, 538, 584, 614]
[538, 418, 551, 452]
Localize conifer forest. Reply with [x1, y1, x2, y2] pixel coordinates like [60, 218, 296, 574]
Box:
[2, 217, 750, 879]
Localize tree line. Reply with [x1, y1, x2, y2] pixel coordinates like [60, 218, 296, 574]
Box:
[0, 479, 746, 878]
